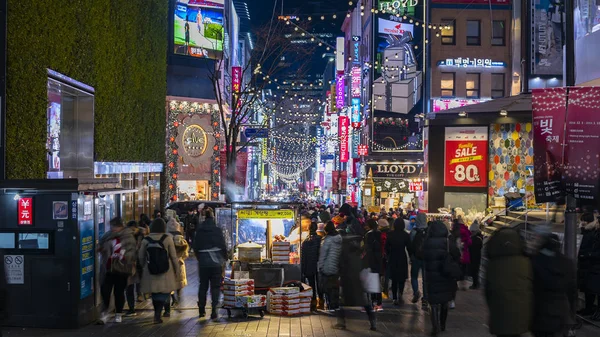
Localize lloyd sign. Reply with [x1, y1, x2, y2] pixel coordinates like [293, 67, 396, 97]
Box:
[366, 163, 421, 178]
[444, 127, 488, 187]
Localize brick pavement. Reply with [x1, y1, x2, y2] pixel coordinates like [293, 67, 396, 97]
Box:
[4, 259, 599, 337]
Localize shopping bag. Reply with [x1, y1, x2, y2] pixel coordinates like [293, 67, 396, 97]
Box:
[360, 268, 381, 293]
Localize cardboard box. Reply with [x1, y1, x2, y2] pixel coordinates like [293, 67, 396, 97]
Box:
[269, 303, 301, 310]
[272, 241, 290, 246]
[237, 295, 267, 308]
[269, 287, 299, 294]
[223, 289, 253, 296]
[223, 284, 255, 292]
[224, 278, 255, 286]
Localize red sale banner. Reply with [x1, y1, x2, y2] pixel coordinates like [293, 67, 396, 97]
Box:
[339, 116, 349, 162]
[444, 127, 488, 187]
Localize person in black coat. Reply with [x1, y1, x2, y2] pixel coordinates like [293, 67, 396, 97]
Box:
[364, 219, 383, 310]
[423, 220, 461, 336]
[386, 218, 411, 305]
[468, 222, 484, 289]
[532, 233, 576, 337]
[301, 222, 322, 312]
[193, 209, 227, 319]
[577, 213, 600, 319]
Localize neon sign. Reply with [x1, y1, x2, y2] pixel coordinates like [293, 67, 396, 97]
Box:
[438, 58, 506, 68]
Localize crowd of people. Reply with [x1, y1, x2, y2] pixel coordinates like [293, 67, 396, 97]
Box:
[97, 205, 226, 324]
[94, 200, 600, 336]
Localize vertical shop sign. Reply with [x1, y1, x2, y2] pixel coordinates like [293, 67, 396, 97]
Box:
[563, 87, 600, 203]
[17, 197, 33, 225]
[444, 127, 488, 187]
[235, 151, 249, 189]
[339, 116, 349, 162]
[336, 72, 345, 109]
[351, 66, 361, 98]
[351, 98, 361, 126]
[232, 66, 242, 113]
[330, 85, 337, 114]
[80, 219, 94, 298]
[532, 87, 567, 203]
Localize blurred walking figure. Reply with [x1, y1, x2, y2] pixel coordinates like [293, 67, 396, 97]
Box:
[409, 213, 428, 308]
[166, 216, 189, 312]
[364, 219, 383, 311]
[183, 208, 199, 246]
[318, 221, 342, 311]
[531, 230, 576, 337]
[423, 220, 461, 336]
[125, 220, 146, 317]
[334, 230, 377, 331]
[194, 209, 227, 319]
[452, 213, 472, 291]
[98, 217, 137, 324]
[577, 213, 600, 319]
[139, 218, 180, 324]
[301, 222, 322, 312]
[485, 227, 533, 337]
[386, 218, 411, 305]
[468, 221, 483, 289]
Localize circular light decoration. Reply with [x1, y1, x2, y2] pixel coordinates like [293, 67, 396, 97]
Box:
[182, 125, 208, 157]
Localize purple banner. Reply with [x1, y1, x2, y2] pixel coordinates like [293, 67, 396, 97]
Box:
[336, 71, 345, 109]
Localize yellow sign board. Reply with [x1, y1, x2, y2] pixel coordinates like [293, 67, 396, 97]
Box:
[237, 209, 295, 219]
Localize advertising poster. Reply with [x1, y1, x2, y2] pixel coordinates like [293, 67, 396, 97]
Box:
[174, 0, 225, 59]
[444, 127, 488, 187]
[339, 116, 349, 162]
[574, 0, 600, 84]
[531, 0, 565, 75]
[563, 87, 600, 203]
[532, 87, 567, 203]
[80, 219, 94, 299]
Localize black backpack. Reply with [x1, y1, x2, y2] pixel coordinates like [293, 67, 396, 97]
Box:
[411, 228, 426, 260]
[145, 235, 170, 275]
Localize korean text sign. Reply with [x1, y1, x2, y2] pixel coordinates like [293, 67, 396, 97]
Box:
[232, 66, 242, 112]
[339, 116, 350, 162]
[18, 198, 33, 225]
[336, 72, 345, 109]
[351, 66, 361, 98]
[444, 127, 488, 187]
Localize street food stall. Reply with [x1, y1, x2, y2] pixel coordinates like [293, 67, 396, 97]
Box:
[222, 203, 303, 292]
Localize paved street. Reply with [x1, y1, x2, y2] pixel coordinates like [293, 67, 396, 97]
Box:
[4, 259, 600, 337]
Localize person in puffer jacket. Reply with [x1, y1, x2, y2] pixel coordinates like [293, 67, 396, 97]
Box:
[302, 222, 322, 312]
[318, 221, 342, 310]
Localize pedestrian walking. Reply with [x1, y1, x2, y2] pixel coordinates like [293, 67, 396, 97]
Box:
[379, 217, 391, 297]
[334, 231, 377, 331]
[364, 219, 383, 310]
[531, 231, 576, 337]
[318, 221, 342, 311]
[98, 217, 138, 324]
[183, 208, 199, 246]
[166, 217, 189, 312]
[139, 218, 180, 324]
[386, 218, 411, 305]
[485, 227, 533, 337]
[194, 209, 227, 319]
[577, 212, 600, 319]
[422, 220, 461, 336]
[301, 222, 322, 312]
[468, 221, 483, 290]
[409, 213, 428, 308]
[125, 220, 146, 317]
[453, 214, 472, 291]
[339, 203, 364, 236]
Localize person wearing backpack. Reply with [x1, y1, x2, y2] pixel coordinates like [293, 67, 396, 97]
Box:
[139, 218, 180, 324]
[409, 212, 427, 308]
[194, 209, 227, 319]
[98, 217, 138, 324]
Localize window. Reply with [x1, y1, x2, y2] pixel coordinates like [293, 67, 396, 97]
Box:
[466, 73, 480, 99]
[491, 73, 505, 98]
[492, 20, 505, 46]
[466, 20, 481, 45]
[441, 19, 456, 45]
[441, 72, 455, 97]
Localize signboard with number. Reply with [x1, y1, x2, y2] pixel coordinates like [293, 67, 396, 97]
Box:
[18, 197, 33, 225]
[444, 127, 488, 187]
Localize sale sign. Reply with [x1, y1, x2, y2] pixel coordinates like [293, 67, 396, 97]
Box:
[444, 127, 488, 187]
[18, 197, 33, 225]
[339, 116, 349, 162]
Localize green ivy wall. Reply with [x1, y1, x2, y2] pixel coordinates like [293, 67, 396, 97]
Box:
[6, 0, 168, 179]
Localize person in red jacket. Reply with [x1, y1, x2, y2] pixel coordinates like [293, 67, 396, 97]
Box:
[451, 213, 472, 293]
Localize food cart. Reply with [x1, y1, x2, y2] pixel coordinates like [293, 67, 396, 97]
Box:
[225, 203, 303, 293]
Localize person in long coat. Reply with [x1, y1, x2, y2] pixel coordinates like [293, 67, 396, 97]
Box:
[532, 233, 576, 337]
[364, 219, 383, 310]
[423, 220, 461, 335]
[318, 221, 342, 310]
[485, 227, 533, 336]
[386, 218, 411, 305]
[139, 218, 180, 324]
[301, 222, 322, 312]
[468, 222, 484, 289]
[577, 213, 600, 320]
[335, 232, 376, 331]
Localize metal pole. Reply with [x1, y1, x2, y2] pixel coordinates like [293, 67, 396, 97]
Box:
[565, 0, 575, 87]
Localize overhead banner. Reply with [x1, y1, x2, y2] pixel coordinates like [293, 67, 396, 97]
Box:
[444, 127, 488, 187]
[563, 87, 600, 203]
[532, 87, 567, 203]
[339, 116, 349, 162]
